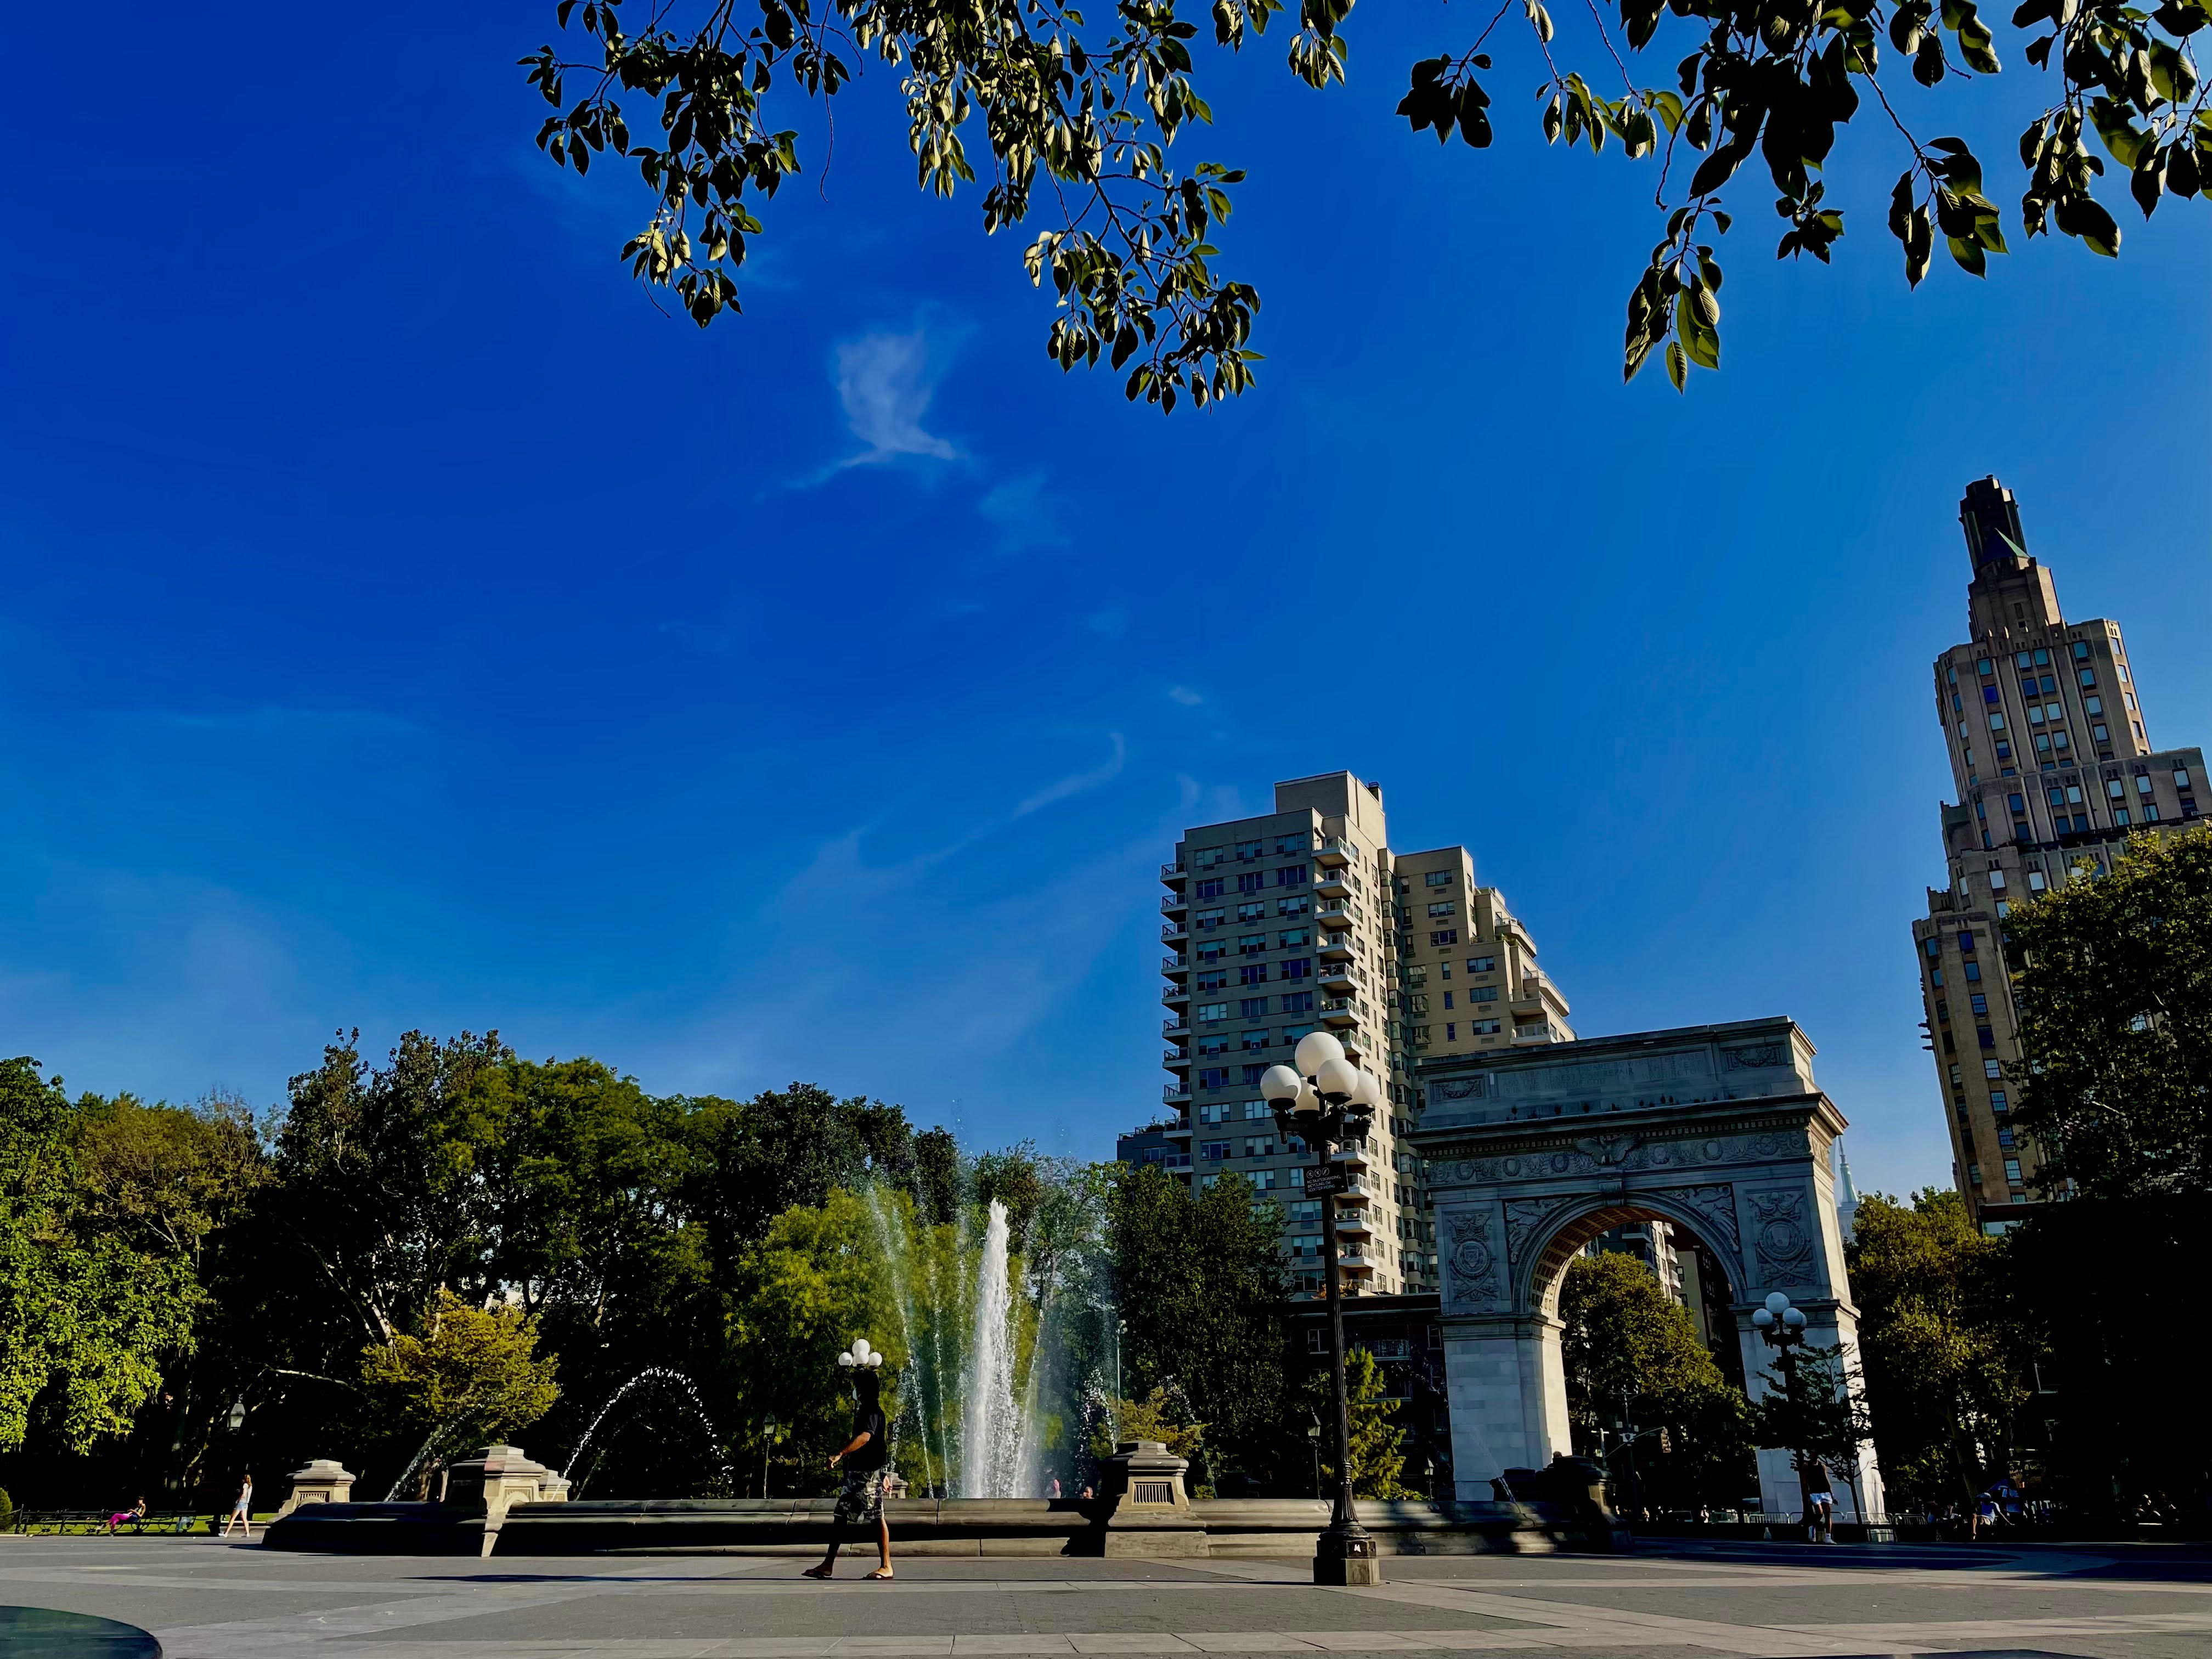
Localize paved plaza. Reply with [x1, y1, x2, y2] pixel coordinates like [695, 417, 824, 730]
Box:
[3, 1538, 2209, 1659]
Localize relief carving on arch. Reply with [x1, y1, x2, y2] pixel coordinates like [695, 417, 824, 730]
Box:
[1748, 1189, 1818, 1286]
[1442, 1207, 1505, 1311]
[1650, 1183, 1741, 1258]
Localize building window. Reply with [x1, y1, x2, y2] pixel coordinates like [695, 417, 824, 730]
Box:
[1977, 1025, 1996, 1049]
[2176, 769, 2193, 789]
[1197, 1002, 1229, 1023]
[1446, 1023, 1457, 1041]
[1195, 877, 1226, 899]
[1238, 963, 1267, 986]
[1281, 991, 1314, 1014]
[1198, 1102, 1228, 1124]
[1990, 712, 2007, 730]
[1963, 960, 1983, 982]
[2004, 1158, 2023, 1183]
[1442, 991, 1455, 1009]
[1198, 970, 1228, 992]
[1471, 1019, 1502, 1035]
[1276, 864, 1308, 887]
[1238, 933, 1267, 957]
[1429, 930, 1459, 946]
[1275, 833, 1309, 855]
[1199, 1068, 1230, 1090]
[1997, 1127, 2016, 1149]
[1467, 954, 1497, 973]
[1237, 901, 1267, 923]
[1968, 1163, 1983, 1184]
[1282, 958, 1312, 980]
[1427, 901, 1456, 917]
[1242, 1064, 1269, 1086]
[1243, 1098, 1271, 1120]
[1239, 996, 1268, 1020]
[2114, 808, 2131, 826]
[2073, 640, 2090, 659]
[1237, 872, 1266, 894]
[2079, 668, 2097, 687]
[1424, 870, 1453, 887]
[1469, 985, 1499, 1002]
[1278, 928, 1311, 949]
[1989, 1091, 2007, 1113]
[1201, 1142, 1230, 1161]
[1985, 1059, 2002, 1080]
[1241, 1029, 1271, 1052]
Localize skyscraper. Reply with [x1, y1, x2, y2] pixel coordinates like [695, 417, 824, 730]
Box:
[1138, 771, 1576, 1296]
[1911, 478, 2207, 1231]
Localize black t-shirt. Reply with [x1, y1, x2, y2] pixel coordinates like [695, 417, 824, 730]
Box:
[848, 1404, 888, 1471]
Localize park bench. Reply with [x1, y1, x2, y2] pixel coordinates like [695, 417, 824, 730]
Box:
[6, 1509, 211, 1536]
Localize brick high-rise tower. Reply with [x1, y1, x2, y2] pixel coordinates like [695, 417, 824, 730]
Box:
[1911, 478, 2206, 1231]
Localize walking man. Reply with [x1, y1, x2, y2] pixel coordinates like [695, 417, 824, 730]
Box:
[803, 1345, 892, 1581]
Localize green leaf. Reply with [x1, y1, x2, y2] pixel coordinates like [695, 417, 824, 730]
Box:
[2054, 193, 2122, 255]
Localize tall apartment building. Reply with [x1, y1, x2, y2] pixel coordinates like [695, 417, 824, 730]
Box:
[1911, 478, 2207, 1232]
[1140, 771, 1576, 1297]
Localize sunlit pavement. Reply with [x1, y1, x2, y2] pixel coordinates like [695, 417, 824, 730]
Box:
[3, 1535, 2209, 1659]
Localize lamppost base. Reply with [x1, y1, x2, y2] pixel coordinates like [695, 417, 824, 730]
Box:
[1313, 1526, 1381, 1586]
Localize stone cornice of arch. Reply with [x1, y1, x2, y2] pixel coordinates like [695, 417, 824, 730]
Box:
[1412, 1093, 1846, 1165]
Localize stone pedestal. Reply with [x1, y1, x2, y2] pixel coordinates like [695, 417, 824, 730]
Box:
[1099, 1441, 1205, 1557]
[274, 1459, 356, 1519]
[443, 1446, 557, 1556]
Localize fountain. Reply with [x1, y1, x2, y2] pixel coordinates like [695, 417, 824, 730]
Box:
[959, 1200, 1023, 1497]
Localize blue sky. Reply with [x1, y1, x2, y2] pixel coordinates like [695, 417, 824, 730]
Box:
[5, 5, 2208, 1199]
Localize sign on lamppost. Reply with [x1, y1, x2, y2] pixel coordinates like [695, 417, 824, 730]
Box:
[1302, 1163, 1346, 1198]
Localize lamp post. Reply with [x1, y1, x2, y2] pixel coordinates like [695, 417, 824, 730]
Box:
[1751, 1290, 1813, 1532]
[1262, 1030, 1385, 1587]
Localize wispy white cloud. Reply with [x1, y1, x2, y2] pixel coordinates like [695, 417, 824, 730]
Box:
[834, 331, 957, 466]
[1166, 685, 1204, 706]
[1014, 733, 1127, 819]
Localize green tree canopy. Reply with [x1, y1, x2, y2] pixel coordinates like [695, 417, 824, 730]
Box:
[1306, 1346, 1413, 1499]
[1846, 1188, 2028, 1506]
[2010, 823, 2212, 1201]
[1558, 1251, 1753, 1507]
[360, 1289, 562, 1481]
[1108, 1165, 1287, 1486]
[0, 1059, 197, 1454]
[522, 0, 2211, 404]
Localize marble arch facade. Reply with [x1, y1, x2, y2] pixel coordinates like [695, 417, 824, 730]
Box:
[1407, 1017, 1884, 1521]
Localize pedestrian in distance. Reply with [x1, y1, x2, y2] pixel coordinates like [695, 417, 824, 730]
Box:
[104, 1498, 148, 1534]
[803, 1339, 893, 1581]
[222, 1472, 253, 1538]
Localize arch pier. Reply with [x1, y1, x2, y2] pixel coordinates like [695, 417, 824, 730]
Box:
[1407, 1017, 1884, 1523]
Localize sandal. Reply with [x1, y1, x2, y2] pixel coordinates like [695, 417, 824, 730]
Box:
[801, 1564, 834, 1579]
[865, 1567, 894, 1580]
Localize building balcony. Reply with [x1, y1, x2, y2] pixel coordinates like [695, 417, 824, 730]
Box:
[1164, 1082, 1191, 1105]
[1162, 1018, 1189, 1039]
[1162, 955, 1190, 979]
[1160, 1152, 1192, 1171]
[1317, 929, 1355, 960]
[1332, 1143, 1370, 1172]
[1332, 1210, 1373, 1239]
[1316, 902, 1353, 928]
[1319, 997, 1359, 1027]
[1315, 837, 1354, 867]
[1341, 1028, 1370, 1062]
[1334, 1179, 1373, 1208]
[1161, 861, 1186, 887]
[1161, 984, 1189, 1007]
[1164, 1048, 1190, 1071]
[1160, 891, 1187, 917]
[1318, 960, 1359, 990]
[1161, 921, 1189, 945]
[1163, 1118, 1193, 1139]
[1316, 867, 1351, 898]
[1511, 1021, 1557, 1042]
[1337, 1249, 1376, 1276]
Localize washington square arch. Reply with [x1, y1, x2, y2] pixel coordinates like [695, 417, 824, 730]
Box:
[1405, 1017, 1885, 1521]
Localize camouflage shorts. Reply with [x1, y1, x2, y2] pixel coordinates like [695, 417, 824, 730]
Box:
[834, 1466, 889, 1526]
